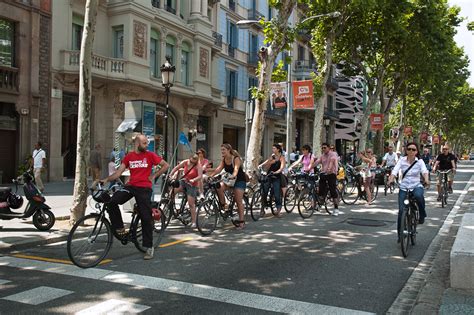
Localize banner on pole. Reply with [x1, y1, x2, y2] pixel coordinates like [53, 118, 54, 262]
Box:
[270, 82, 288, 109]
[369, 114, 384, 131]
[292, 80, 314, 109]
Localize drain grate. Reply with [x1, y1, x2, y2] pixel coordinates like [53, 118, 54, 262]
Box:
[345, 218, 388, 227]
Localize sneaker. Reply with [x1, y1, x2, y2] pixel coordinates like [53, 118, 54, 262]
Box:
[190, 223, 197, 228]
[418, 217, 425, 224]
[448, 187, 453, 194]
[332, 209, 339, 216]
[144, 247, 154, 260]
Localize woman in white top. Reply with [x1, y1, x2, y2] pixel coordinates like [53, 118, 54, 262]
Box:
[357, 149, 377, 204]
[388, 142, 430, 243]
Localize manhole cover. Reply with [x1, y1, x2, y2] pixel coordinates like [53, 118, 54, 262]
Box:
[346, 218, 387, 227]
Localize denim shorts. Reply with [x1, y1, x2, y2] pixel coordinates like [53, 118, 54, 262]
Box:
[234, 181, 246, 190]
[180, 180, 198, 198]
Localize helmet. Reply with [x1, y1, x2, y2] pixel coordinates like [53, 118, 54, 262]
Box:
[92, 189, 111, 203]
[7, 193, 24, 209]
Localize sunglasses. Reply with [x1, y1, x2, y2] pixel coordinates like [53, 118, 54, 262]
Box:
[407, 147, 417, 151]
[322, 146, 328, 149]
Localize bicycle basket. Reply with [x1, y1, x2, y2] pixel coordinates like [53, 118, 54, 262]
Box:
[92, 189, 111, 203]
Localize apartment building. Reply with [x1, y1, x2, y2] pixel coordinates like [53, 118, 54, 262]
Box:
[0, 0, 52, 184]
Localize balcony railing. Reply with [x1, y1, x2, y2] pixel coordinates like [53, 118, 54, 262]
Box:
[0, 66, 19, 93]
[151, 0, 160, 8]
[294, 60, 317, 72]
[164, 4, 176, 14]
[325, 77, 339, 91]
[248, 9, 263, 21]
[212, 32, 223, 48]
[324, 108, 340, 120]
[61, 50, 126, 77]
[248, 52, 259, 66]
[228, 46, 235, 58]
[229, 0, 236, 11]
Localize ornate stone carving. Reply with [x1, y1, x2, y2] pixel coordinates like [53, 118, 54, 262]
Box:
[199, 47, 209, 78]
[133, 20, 147, 59]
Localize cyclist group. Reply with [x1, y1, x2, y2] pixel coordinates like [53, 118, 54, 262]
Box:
[96, 133, 457, 260]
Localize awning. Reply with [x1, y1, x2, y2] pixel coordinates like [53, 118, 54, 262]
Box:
[116, 119, 140, 133]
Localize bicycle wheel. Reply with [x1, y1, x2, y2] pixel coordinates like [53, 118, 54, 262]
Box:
[67, 213, 113, 269]
[370, 183, 379, 202]
[196, 199, 218, 235]
[341, 180, 359, 205]
[250, 190, 263, 221]
[298, 189, 315, 219]
[270, 188, 282, 216]
[133, 209, 166, 252]
[160, 198, 173, 228]
[324, 190, 339, 215]
[400, 210, 410, 258]
[284, 185, 297, 213]
[410, 209, 417, 246]
[441, 186, 446, 208]
[384, 176, 388, 196]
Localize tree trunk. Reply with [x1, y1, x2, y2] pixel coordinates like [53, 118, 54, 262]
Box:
[70, 0, 98, 225]
[312, 33, 335, 157]
[245, 0, 297, 173]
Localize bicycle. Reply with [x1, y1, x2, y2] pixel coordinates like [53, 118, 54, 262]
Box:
[159, 177, 193, 228]
[340, 171, 378, 205]
[67, 183, 165, 268]
[383, 166, 396, 196]
[297, 173, 320, 219]
[284, 171, 307, 213]
[399, 189, 420, 258]
[250, 170, 281, 220]
[317, 173, 341, 215]
[436, 170, 452, 208]
[195, 176, 250, 235]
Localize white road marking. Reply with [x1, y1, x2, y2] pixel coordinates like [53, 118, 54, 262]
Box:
[0, 279, 11, 285]
[0, 256, 373, 314]
[75, 299, 150, 314]
[1, 286, 73, 305]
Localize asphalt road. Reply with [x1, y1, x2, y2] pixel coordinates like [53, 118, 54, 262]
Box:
[1, 161, 473, 314]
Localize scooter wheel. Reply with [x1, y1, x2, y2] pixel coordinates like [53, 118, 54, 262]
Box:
[33, 209, 55, 231]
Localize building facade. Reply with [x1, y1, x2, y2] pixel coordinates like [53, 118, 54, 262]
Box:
[0, 0, 52, 184]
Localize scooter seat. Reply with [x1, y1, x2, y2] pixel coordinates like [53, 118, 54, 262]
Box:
[0, 187, 12, 194]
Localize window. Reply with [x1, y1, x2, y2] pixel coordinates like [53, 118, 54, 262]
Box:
[165, 0, 176, 14]
[150, 29, 160, 77]
[268, 5, 273, 20]
[226, 69, 237, 108]
[181, 42, 190, 86]
[113, 26, 124, 58]
[248, 76, 258, 100]
[0, 19, 15, 67]
[298, 45, 305, 61]
[71, 14, 83, 50]
[165, 36, 176, 64]
[227, 21, 238, 57]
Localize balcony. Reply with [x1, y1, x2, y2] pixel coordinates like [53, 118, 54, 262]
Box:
[61, 50, 126, 79]
[151, 0, 160, 8]
[248, 52, 259, 67]
[325, 77, 339, 91]
[324, 108, 340, 120]
[294, 60, 317, 73]
[212, 32, 223, 49]
[229, 0, 236, 11]
[0, 66, 19, 94]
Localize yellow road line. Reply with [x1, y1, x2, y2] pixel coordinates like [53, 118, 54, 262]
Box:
[11, 254, 112, 266]
[159, 237, 194, 248]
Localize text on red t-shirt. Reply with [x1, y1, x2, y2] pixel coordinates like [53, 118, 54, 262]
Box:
[122, 151, 162, 188]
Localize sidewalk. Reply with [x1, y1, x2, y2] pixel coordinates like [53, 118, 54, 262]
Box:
[0, 180, 164, 252]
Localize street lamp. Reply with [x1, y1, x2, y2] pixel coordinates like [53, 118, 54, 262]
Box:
[300, 11, 341, 24]
[160, 56, 175, 162]
[324, 118, 331, 143]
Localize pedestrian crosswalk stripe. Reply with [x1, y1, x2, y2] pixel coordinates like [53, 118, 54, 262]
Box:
[75, 299, 150, 314]
[0, 256, 373, 314]
[1, 286, 73, 305]
[0, 279, 11, 285]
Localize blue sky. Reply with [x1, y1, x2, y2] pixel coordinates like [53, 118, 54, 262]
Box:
[449, 0, 474, 86]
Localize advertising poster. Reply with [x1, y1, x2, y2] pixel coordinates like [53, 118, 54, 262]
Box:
[292, 80, 314, 110]
[270, 82, 288, 109]
[369, 113, 384, 131]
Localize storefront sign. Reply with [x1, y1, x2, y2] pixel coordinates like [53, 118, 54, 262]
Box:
[369, 114, 384, 131]
[142, 103, 156, 152]
[292, 80, 314, 110]
[270, 82, 288, 109]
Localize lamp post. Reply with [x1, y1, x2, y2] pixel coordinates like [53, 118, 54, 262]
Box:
[324, 118, 330, 143]
[160, 56, 175, 162]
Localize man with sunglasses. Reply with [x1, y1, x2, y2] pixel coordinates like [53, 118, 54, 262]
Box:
[433, 145, 456, 198]
[388, 142, 429, 243]
[314, 143, 340, 215]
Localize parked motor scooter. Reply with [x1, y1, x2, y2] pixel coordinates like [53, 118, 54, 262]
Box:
[0, 171, 55, 231]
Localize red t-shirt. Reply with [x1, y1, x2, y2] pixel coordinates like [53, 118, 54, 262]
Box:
[122, 151, 162, 188]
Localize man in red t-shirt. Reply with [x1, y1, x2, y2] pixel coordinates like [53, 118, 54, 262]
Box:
[101, 134, 169, 260]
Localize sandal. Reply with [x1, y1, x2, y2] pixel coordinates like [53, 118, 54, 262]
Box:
[235, 221, 246, 230]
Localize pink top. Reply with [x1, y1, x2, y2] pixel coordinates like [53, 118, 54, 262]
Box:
[183, 161, 199, 187]
[316, 151, 338, 174]
[302, 154, 314, 173]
